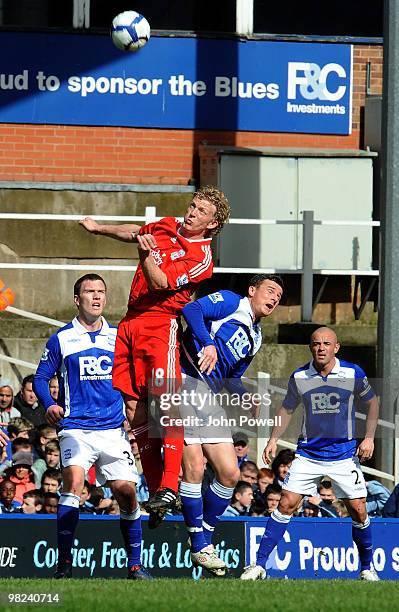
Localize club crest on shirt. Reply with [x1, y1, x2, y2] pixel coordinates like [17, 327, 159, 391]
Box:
[171, 249, 186, 261]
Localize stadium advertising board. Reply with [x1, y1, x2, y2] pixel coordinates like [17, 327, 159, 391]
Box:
[246, 517, 399, 580]
[0, 516, 244, 578]
[0, 32, 352, 134]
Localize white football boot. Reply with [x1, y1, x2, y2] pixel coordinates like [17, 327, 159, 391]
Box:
[190, 544, 226, 576]
[240, 565, 267, 580]
[359, 568, 380, 581]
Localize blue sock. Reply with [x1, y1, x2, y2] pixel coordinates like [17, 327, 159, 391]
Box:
[180, 481, 207, 553]
[256, 509, 291, 568]
[352, 517, 373, 570]
[57, 493, 80, 563]
[120, 505, 142, 567]
[203, 480, 235, 545]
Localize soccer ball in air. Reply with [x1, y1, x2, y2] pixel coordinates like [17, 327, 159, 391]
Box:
[111, 11, 150, 52]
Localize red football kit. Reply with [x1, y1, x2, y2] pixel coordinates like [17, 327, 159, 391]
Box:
[113, 216, 213, 400]
[112, 217, 213, 495]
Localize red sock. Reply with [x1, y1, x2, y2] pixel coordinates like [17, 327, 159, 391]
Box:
[160, 424, 184, 493]
[134, 422, 163, 495]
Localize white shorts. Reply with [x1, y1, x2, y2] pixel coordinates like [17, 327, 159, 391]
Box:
[58, 428, 138, 486]
[181, 377, 233, 446]
[282, 454, 367, 499]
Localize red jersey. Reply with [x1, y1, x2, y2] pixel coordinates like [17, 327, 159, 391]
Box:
[127, 217, 213, 316]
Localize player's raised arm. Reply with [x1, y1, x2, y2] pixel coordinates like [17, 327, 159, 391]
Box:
[357, 395, 379, 462]
[79, 217, 142, 243]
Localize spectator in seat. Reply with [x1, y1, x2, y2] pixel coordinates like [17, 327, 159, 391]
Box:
[253, 467, 274, 506]
[382, 483, 399, 518]
[1, 451, 36, 503]
[49, 376, 59, 402]
[264, 484, 282, 516]
[271, 449, 296, 487]
[43, 492, 59, 514]
[0, 379, 20, 424]
[0, 479, 22, 513]
[232, 432, 250, 467]
[21, 490, 44, 514]
[13, 374, 46, 428]
[222, 481, 254, 517]
[239, 461, 258, 487]
[79, 481, 96, 514]
[40, 468, 62, 495]
[7, 417, 34, 441]
[33, 440, 61, 487]
[365, 479, 391, 517]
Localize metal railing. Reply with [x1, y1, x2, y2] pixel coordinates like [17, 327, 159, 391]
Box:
[0, 207, 380, 322]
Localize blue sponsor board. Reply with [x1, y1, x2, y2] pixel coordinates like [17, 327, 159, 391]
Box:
[246, 517, 399, 580]
[0, 32, 352, 134]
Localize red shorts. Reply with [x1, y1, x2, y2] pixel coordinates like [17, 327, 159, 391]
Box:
[113, 313, 182, 401]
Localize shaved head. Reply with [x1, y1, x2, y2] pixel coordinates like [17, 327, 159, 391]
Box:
[310, 326, 338, 345]
[310, 327, 340, 373]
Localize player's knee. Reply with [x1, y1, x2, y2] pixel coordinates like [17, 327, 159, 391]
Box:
[278, 493, 297, 516]
[216, 466, 240, 488]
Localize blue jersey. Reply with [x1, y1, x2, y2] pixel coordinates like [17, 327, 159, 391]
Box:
[33, 317, 125, 431]
[283, 358, 375, 461]
[181, 290, 262, 394]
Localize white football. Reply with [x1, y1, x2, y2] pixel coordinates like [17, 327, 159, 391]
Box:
[111, 11, 150, 52]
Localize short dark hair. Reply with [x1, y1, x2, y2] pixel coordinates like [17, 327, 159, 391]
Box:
[265, 483, 282, 497]
[248, 274, 284, 292]
[41, 468, 62, 485]
[21, 374, 35, 388]
[73, 274, 106, 297]
[232, 480, 253, 500]
[11, 437, 32, 453]
[43, 492, 59, 502]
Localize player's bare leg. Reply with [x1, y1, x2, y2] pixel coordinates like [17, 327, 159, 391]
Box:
[344, 497, 379, 581]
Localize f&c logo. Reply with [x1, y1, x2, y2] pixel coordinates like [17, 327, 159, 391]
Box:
[287, 62, 347, 102]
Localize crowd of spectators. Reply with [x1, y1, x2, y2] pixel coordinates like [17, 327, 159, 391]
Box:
[0, 376, 398, 520]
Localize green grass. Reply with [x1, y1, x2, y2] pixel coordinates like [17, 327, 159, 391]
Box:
[0, 578, 398, 612]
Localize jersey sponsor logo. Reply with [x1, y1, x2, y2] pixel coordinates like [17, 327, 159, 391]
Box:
[226, 328, 251, 360]
[176, 273, 189, 287]
[79, 355, 113, 380]
[310, 392, 341, 414]
[171, 248, 186, 261]
[40, 348, 50, 361]
[151, 249, 164, 266]
[208, 292, 224, 304]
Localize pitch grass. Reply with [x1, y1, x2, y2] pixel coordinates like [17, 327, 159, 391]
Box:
[0, 578, 398, 612]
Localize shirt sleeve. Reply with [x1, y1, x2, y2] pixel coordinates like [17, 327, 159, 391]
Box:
[182, 291, 240, 347]
[282, 374, 301, 412]
[224, 357, 253, 396]
[33, 334, 62, 410]
[353, 365, 376, 402]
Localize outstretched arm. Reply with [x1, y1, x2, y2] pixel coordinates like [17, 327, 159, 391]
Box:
[79, 217, 141, 243]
